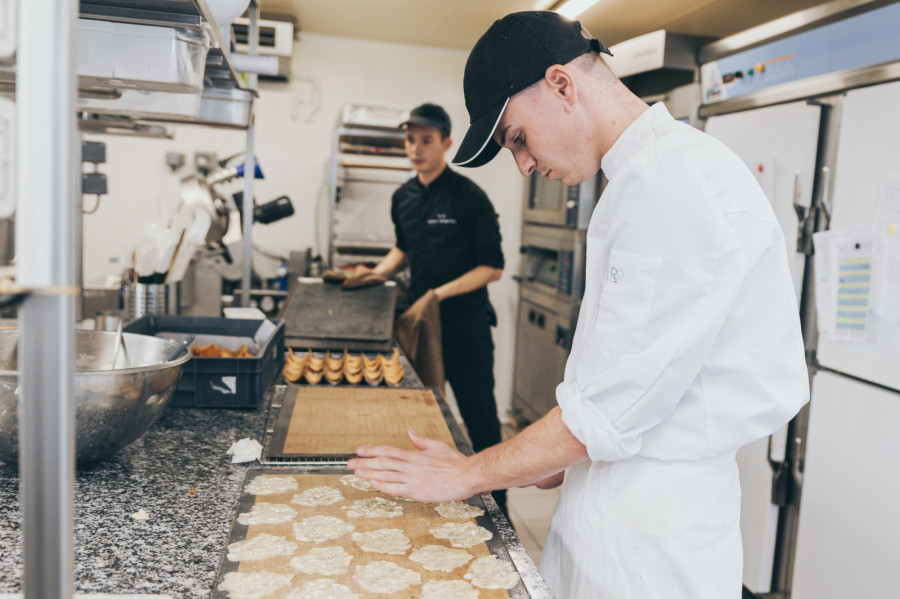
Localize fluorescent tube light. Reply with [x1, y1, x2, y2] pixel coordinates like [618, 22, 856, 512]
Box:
[555, 0, 599, 19]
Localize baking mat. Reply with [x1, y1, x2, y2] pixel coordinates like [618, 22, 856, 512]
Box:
[211, 470, 528, 598]
[266, 386, 455, 462]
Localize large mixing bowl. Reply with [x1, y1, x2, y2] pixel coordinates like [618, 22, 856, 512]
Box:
[0, 329, 191, 465]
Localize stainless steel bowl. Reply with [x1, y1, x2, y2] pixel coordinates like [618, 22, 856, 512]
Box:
[0, 329, 191, 465]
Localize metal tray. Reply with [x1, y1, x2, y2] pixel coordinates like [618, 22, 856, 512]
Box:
[278, 279, 398, 351]
[211, 468, 546, 599]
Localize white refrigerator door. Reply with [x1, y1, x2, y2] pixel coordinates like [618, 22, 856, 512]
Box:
[704, 101, 821, 302]
[792, 371, 900, 598]
[704, 102, 821, 594]
[815, 80, 900, 392]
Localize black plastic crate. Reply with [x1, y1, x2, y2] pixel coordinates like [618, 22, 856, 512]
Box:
[125, 315, 285, 408]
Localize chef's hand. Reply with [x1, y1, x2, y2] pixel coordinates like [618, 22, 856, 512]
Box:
[342, 266, 387, 290]
[349, 428, 477, 503]
[531, 470, 565, 490]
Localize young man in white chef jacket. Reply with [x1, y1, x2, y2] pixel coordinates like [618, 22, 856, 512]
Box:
[349, 11, 810, 598]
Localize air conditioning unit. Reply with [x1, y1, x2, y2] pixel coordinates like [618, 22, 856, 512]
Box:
[231, 17, 293, 80]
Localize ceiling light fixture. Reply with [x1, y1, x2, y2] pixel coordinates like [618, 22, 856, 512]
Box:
[553, 0, 599, 19]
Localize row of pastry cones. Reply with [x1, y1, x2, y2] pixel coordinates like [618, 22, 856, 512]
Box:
[283, 348, 404, 386]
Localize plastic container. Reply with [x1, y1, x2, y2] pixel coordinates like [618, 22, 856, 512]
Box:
[124, 315, 284, 408]
[77, 19, 210, 93]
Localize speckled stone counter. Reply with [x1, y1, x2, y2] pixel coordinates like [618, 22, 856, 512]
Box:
[0, 350, 552, 598]
[0, 397, 271, 598]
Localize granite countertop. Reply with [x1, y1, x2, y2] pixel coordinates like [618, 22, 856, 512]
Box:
[0, 350, 551, 598]
[0, 398, 271, 598]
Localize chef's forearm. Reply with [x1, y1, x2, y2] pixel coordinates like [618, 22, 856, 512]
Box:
[372, 247, 408, 278]
[466, 406, 588, 492]
[434, 265, 502, 301]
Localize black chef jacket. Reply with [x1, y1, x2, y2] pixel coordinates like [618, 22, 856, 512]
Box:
[391, 166, 504, 324]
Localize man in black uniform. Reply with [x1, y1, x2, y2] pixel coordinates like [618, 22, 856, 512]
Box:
[371, 103, 507, 515]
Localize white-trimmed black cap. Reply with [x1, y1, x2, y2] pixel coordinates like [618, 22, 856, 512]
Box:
[452, 11, 611, 168]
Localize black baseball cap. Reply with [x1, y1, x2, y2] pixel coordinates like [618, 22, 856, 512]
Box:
[400, 103, 452, 137]
[452, 11, 611, 168]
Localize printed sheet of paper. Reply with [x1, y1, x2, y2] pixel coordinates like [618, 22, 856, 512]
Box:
[834, 244, 872, 341]
[875, 173, 900, 235]
[871, 233, 900, 325]
[813, 228, 873, 341]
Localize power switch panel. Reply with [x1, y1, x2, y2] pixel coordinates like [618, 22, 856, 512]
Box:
[0, 98, 14, 218]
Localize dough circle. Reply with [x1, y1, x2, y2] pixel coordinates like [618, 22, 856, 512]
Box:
[226, 533, 297, 562]
[350, 528, 411, 555]
[409, 544, 473, 572]
[245, 475, 299, 495]
[293, 515, 355, 544]
[429, 522, 493, 548]
[289, 545, 353, 575]
[353, 560, 421, 593]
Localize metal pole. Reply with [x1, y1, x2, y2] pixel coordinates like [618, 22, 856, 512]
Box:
[16, 0, 78, 598]
[240, 0, 259, 307]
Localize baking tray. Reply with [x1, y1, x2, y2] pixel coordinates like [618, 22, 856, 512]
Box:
[278, 279, 398, 352]
[263, 386, 456, 465]
[211, 469, 540, 599]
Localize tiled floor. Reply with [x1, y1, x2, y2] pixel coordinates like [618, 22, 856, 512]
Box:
[507, 484, 561, 567]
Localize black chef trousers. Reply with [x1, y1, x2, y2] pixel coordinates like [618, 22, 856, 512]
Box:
[441, 310, 507, 518]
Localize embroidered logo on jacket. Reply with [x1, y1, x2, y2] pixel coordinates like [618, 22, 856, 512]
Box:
[607, 265, 623, 284]
[427, 213, 457, 225]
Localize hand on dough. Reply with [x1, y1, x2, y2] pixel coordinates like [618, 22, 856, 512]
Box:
[349, 428, 476, 503]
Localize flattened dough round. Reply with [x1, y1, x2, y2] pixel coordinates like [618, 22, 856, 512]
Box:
[245, 475, 299, 495]
[293, 515, 355, 543]
[435, 501, 485, 519]
[289, 545, 353, 575]
[464, 555, 521, 589]
[350, 528, 411, 555]
[227, 533, 297, 561]
[409, 544, 473, 572]
[343, 496, 403, 518]
[353, 560, 421, 594]
[339, 474, 375, 492]
[237, 502, 298, 525]
[292, 485, 345, 507]
[421, 580, 480, 599]
[285, 578, 360, 599]
[429, 522, 492, 548]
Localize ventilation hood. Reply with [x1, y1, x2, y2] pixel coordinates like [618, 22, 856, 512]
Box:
[608, 30, 716, 97]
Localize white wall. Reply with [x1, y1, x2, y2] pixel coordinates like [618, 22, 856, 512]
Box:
[82, 32, 524, 422]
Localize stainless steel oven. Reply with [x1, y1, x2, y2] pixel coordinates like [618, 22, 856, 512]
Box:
[523, 171, 597, 229]
[511, 224, 587, 426]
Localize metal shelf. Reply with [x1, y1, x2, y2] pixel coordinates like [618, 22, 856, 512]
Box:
[2, 0, 254, 133]
[78, 0, 253, 130]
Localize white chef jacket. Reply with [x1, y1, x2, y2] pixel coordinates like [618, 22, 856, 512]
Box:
[541, 103, 810, 598]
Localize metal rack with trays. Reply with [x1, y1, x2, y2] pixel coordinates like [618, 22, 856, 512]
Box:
[328, 103, 413, 270]
[4, 1, 261, 595]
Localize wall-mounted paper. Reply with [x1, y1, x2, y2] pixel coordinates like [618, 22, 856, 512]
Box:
[813, 228, 873, 342]
[875, 173, 900, 235]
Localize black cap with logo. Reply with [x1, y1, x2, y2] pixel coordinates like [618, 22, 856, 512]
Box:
[400, 103, 452, 138]
[452, 11, 611, 168]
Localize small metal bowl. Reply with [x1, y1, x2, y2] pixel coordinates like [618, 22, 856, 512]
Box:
[0, 329, 190, 465]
